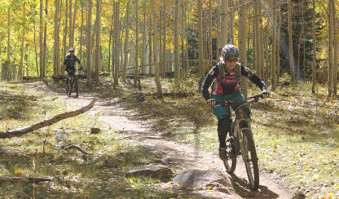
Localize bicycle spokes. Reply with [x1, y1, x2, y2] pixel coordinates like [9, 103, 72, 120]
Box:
[242, 131, 259, 190]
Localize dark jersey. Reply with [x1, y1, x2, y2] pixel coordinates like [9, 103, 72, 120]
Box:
[64, 53, 81, 71]
[201, 61, 267, 100]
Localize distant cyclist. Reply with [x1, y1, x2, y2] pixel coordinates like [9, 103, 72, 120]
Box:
[64, 47, 83, 78]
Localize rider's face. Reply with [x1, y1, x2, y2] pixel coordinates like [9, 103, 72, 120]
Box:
[225, 58, 238, 71]
[70, 51, 75, 55]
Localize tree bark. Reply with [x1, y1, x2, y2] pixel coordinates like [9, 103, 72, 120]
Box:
[135, 0, 141, 89]
[311, 0, 317, 93]
[174, 0, 180, 85]
[162, 0, 167, 76]
[80, 1, 84, 68]
[95, 0, 101, 85]
[33, 11, 39, 76]
[0, 99, 98, 139]
[208, 0, 212, 68]
[122, 1, 130, 83]
[332, 0, 337, 97]
[39, 0, 43, 78]
[19, 3, 26, 81]
[271, 0, 277, 90]
[151, 0, 162, 98]
[288, 0, 296, 83]
[0, 176, 53, 183]
[198, 0, 204, 89]
[277, 0, 281, 84]
[219, 0, 228, 49]
[69, 0, 73, 48]
[71, 0, 78, 48]
[53, 0, 60, 76]
[42, 0, 48, 77]
[86, 0, 92, 85]
[7, 6, 11, 81]
[239, 0, 248, 98]
[113, 2, 120, 88]
[63, 0, 69, 59]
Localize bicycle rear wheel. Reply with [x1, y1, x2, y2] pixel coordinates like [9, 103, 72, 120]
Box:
[223, 128, 237, 174]
[242, 129, 259, 190]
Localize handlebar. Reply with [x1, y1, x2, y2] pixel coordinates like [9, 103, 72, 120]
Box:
[214, 94, 264, 107]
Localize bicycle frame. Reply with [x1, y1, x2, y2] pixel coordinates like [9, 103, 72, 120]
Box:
[66, 72, 79, 97]
[215, 94, 263, 190]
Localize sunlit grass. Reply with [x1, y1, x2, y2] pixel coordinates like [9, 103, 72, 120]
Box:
[0, 81, 186, 198]
[0, 79, 338, 198]
[120, 78, 338, 198]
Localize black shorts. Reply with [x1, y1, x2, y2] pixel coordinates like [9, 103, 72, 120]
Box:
[67, 69, 76, 76]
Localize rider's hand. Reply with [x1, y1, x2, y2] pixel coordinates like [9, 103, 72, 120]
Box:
[79, 66, 83, 70]
[206, 98, 216, 107]
[262, 89, 268, 98]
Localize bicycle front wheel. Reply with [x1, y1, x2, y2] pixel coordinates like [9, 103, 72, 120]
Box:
[223, 129, 237, 174]
[242, 129, 259, 190]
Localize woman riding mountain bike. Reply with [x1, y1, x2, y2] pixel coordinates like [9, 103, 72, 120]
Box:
[201, 44, 268, 189]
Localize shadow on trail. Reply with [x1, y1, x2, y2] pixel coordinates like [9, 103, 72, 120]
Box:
[229, 173, 279, 199]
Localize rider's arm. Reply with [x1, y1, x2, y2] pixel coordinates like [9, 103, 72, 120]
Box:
[64, 56, 68, 71]
[240, 64, 267, 91]
[75, 56, 83, 68]
[201, 65, 219, 100]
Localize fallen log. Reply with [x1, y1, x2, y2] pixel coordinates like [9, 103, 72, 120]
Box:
[0, 176, 53, 183]
[0, 99, 98, 139]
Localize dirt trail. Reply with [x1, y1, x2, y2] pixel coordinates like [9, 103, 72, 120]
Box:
[41, 82, 291, 199]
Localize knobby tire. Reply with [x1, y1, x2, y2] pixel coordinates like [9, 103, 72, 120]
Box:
[242, 129, 259, 190]
[223, 126, 237, 174]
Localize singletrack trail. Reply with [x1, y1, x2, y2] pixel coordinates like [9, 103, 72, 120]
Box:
[38, 81, 291, 199]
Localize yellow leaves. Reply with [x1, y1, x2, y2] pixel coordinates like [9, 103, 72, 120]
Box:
[14, 169, 25, 175]
[322, 193, 335, 199]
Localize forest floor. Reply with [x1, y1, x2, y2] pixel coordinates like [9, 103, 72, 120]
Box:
[0, 77, 338, 198]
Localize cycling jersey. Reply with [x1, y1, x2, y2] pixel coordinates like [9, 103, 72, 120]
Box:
[201, 61, 267, 100]
[64, 53, 81, 71]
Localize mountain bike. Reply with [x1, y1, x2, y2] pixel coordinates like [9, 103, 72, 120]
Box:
[215, 94, 263, 190]
[66, 68, 82, 98]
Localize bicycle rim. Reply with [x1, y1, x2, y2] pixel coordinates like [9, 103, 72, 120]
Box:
[223, 130, 237, 174]
[242, 130, 259, 190]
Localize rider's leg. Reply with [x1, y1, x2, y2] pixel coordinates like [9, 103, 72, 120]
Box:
[212, 94, 232, 159]
[230, 90, 250, 128]
[218, 115, 232, 148]
[74, 76, 78, 91]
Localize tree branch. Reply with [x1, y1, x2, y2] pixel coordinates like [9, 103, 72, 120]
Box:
[0, 99, 98, 139]
[0, 176, 53, 183]
[61, 144, 92, 156]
